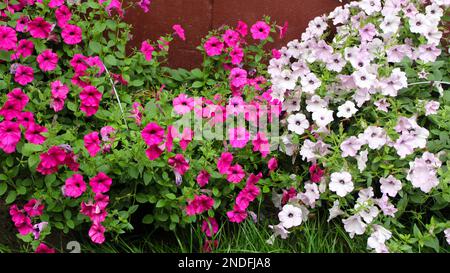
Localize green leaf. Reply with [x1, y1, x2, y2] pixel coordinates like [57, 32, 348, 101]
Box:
[21, 143, 43, 157]
[0, 183, 7, 196]
[5, 190, 17, 204]
[142, 214, 154, 224]
[89, 41, 102, 54]
[191, 69, 203, 79]
[192, 81, 204, 88]
[104, 54, 117, 66]
[130, 80, 144, 87]
[423, 236, 440, 252]
[170, 214, 179, 223]
[165, 193, 176, 200]
[156, 199, 166, 208]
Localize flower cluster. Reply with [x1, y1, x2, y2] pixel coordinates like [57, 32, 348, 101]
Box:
[267, 0, 449, 252]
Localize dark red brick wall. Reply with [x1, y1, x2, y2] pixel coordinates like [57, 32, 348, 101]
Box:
[124, 0, 343, 68]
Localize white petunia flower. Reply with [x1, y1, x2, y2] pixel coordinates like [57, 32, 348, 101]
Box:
[353, 69, 377, 89]
[287, 113, 310, 135]
[342, 215, 367, 238]
[305, 95, 327, 113]
[329, 171, 354, 197]
[362, 126, 387, 150]
[278, 204, 303, 229]
[356, 149, 369, 172]
[327, 200, 344, 222]
[380, 175, 402, 197]
[312, 107, 334, 128]
[300, 73, 322, 94]
[337, 101, 358, 119]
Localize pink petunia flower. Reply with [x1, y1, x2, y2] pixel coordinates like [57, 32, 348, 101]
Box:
[222, 29, 240, 47]
[25, 123, 47, 145]
[309, 164, 324, 183]
[50, 80, 69, 112]
[0, 26, 17, 51]
[145, 144, 163, 161]
[229, 68, 247, 89]
[28, 17, 52, 39]
[140, 41, 154, 62]
[236, 21, 248, 37]
[90, 172, 112, 194]
[201, 217, 219, 237]
[250, 21, 270, 40]
[173, 93, 194, 115]
[268, 157, 278, 171]
[217, 152, 233, 174]
[15, 65, 34, 86]
[226, 206, 247, 223]
[228, 127, 249, 148]
[48, 0, 64, 8]
[196, 170, 210, 187]
[64, 174, 86, 198]
[141, 122, 165, 146]
[61, 24, 82, 45]
[79, 85, 102, 117]
[185, 195, 214, 216]
[35, 243, 56, 253]
[168, 154, 190, 175]
[204, 36, 224, 56]
[55, 5, 72, 27]
[84, 131, 101, 157]
[173, 24, 185, 41]
[138, 0, 151, 13]
[12, 39, 34, 60]
[37, 49, 58, 72]
[36, 146, 67, 175]
[16, 16, 30, 33]
[230, 47, 244, 65]
[89, 223, 106, 244]
[7, 88, 29, 109]
[0, 121, 21, 154]
[24, 199, 44, 217]
[252, 132, 270, 157]
[226, 164, 245, 183]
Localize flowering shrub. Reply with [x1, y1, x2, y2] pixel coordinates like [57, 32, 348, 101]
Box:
[267, 0, 450, 252]
[0, 0, 291, 252]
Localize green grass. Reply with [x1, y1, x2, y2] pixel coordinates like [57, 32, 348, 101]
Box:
[81, 213, 368, 253]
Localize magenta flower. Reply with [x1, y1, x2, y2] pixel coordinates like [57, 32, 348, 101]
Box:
[204, 36, 224, 57]
[217, 152, 233, 174]
[15, 65, 34, 86]
[140, 41, 155, 62]
[24, 199, 45, 217]
[50, 80, 69, 112]
[80, 85, 102, 117]
[48, 0, 64, 8]
[84, 132, 101, 157]
[228, 127, 250, 148]
[35, 243, 56, 253]
[64, 174, 86, 198]
[55, 5, 72, 26]
[37, 49, 58, 72]
[309, 164, 324, 183]
[236, 21, 248, 37]
[173, 93, 194, 115]
[250, 21, 270, 40]
[278, 21, 288, 39]
[168, 154, 190, 175]
[0, 121, 21, 154]
[89, 223, 106, 244]
[13, 39, 34, 60]
[226, 164, 245, 184]
[226, 206, 247, 223]
[28, 17, 52, 39]
[138, 0, 151, 13]
[89, 172, 112, 194]
[268, 157, 278, 171]
[201, 217, 219, 237]
[0, 26, 17, 51]
[15, 16, 30, 33]
[196, 170, 210, 187]
[173, 24, 186, 41]
[185, 195, 214, 216]
[141, 122, 165, 146]
[230, 47, 244, 65]
[252, 132, 270, 157]
[25, 123, 47, 145]
[7, 88, 29, 110]
[222, 29, 240, 47]
[61, 24, 82, 45]
[145, 145, 163, 161]
[229, 68, 248, 89]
